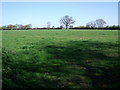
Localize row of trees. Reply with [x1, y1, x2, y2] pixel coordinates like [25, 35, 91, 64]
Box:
[72, 25, 120, 30]
[60, 16, 108, 29]
[0, 15, 119, 30]
[1, 24, 32, 30]
[60, 16, 119, 30]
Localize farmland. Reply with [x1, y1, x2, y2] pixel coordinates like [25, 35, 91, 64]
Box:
[2, 30, 120, 88]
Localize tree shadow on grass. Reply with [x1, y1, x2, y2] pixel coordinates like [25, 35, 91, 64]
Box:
[2, 40, 120, 88]
[44, 40, 120, 88]
[45, 40, 118, 63]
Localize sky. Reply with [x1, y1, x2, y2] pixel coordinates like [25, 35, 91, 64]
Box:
[2, 2, 118, 28]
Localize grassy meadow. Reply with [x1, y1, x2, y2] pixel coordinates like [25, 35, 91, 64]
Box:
[2, 30, 120, 88]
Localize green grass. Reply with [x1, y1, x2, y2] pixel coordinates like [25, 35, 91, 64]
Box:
[2, 30, 120, 88]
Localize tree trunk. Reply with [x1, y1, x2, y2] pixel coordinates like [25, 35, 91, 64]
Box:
[66, 25, 68, 29]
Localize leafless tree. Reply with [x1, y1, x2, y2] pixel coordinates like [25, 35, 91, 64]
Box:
[47, 21, 51, 29]
[86, 19, 106, 28]
[25, 24, 32, 29]
[60, 15, 75, 29]
[60, 25, 63, 29]
[7, 24, 16, 30]
[86, 21, 97, 28]
[95, 19, 106, 28]
[52, 26, 55, 29]
[15, 24, 23, 29]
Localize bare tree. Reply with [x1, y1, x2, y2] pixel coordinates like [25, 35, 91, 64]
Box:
[15, 24, 23, 30]
[95, 19, 106, 28]
[7, 24, 16, 30]
[86, 19, 106, 28]
[52, 26, 55, 29]
[28, 24, 32, 29]
[47, 21, 51, 29]
[60, 15, 75, 29]
[86, 21, 97, 28]
[25, 24, 32, 29]
[60, 25, 63, 29]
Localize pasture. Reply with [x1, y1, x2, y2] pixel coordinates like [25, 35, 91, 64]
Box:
[2, 30, 120, 88]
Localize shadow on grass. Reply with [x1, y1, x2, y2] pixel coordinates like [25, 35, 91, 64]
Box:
[44, 41, 120, 88]
[2, 40, 120, 88]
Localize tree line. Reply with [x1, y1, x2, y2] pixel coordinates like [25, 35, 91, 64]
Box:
[0, 15, 119, 30]
[0, 24, 32, 30]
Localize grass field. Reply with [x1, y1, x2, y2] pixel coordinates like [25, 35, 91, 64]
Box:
[2, 30, 120, 88]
